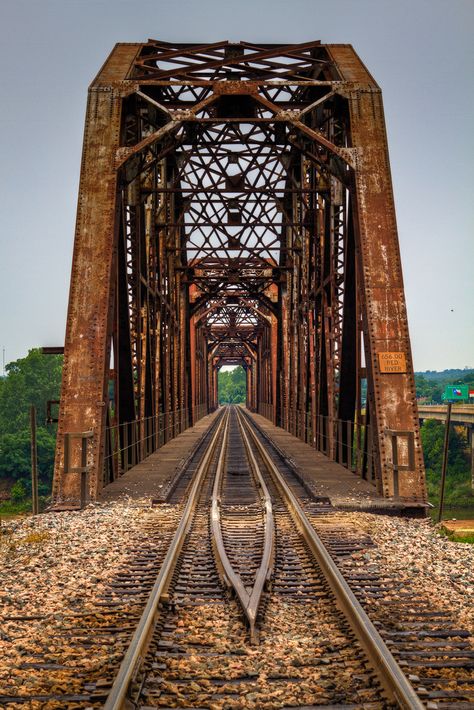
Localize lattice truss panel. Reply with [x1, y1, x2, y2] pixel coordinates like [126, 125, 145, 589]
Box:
[53, 40, 426, 504]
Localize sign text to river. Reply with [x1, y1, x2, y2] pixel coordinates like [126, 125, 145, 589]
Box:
[378, 351, 407, 374]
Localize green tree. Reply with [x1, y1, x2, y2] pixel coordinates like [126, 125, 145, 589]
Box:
[420, 419, 467, 476]
[0, 349, 62, 499]
[0, 429, 57, 492]
[415, 374, 442, 403]
[218, 366, 246, 404]
[420, 419, 472, 506]
[0, 349, 62, 432]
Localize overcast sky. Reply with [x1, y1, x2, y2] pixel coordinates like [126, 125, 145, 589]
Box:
[0, 0, 472, 372]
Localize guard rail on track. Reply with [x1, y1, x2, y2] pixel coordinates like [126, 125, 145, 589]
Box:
[211, 408, 274, 642]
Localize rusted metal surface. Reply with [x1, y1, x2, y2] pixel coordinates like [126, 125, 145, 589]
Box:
[53, 40, 426, 505]
[53, 86, 123, 502]
[327, 44, 426, 500]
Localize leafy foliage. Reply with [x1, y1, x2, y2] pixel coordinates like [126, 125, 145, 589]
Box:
[420, 419, 473, 507]
[0, 349, 63, 500]
[417, 368, 474, 382]
[10, 480, 28, 502]
[218, 366, 246, 404]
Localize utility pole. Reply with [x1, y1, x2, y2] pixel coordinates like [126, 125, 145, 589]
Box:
[437, 402, 452, 523]
[30, 405, 39, 515]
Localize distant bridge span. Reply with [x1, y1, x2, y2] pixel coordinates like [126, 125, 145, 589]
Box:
[52, 39, 426, 506]
[418, 405, 474, 480]
[418, 405, 474, 426]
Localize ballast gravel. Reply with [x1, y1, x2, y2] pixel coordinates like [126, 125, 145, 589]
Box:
[0, 501, 473, 705]
[0, 500, 163, 618]
[0, 499, 176, 701]
[344, 512, 474, 633]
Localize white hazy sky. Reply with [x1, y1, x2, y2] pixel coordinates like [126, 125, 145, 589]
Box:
[0, 0, 473, 372]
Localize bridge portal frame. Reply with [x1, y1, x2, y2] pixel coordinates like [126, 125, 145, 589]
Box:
[53, 40, 426, 506]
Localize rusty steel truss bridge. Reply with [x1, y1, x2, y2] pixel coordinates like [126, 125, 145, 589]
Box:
[52, 39, 426, 507]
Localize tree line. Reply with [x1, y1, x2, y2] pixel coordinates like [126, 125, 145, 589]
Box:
[0, 355, 472, 511]
[415, 369, 474, 403]
[218, 366, 246, 404]
[0, 349, 62, 509]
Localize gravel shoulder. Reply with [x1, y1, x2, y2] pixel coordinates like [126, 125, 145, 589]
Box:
[344, 512, 474, 633]
[0, 500, 176, 699]
[0, 501, 162, 618]
[1, 502, 473, 702]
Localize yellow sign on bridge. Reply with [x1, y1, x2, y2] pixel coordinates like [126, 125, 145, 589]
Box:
[378, 352, 407, 374]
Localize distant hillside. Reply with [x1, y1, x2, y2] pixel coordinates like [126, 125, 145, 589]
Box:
[414, 368, 474, 403]
[415, 368, 474, 382]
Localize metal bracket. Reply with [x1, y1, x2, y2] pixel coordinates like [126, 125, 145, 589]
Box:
[46, 400, 60, 424]
[385, 429, 416, 498]
[64, 431, 94, 509]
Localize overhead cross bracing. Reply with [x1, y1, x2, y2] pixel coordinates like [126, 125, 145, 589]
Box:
[53, 39, 427, 507]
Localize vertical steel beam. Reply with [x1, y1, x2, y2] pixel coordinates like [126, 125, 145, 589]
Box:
[327, 45, 425, 500]
[53, 45, 141, 503]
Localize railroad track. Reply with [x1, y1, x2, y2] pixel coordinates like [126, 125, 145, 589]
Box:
[2, 406, 473, 709]
[240, 408, 474, 709]
[0, 411, 228, 709]
[211, 406, 274, 643]
[105, 406, 412, 709]
[0, 504, 186, 708]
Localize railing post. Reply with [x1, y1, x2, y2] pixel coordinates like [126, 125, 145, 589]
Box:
[338, 420, 343, 464]
[123, 425, 128, 472]
[80, 436, 88, 506]
[131, 423, 136, 467]
[63, 431, 93, 509]
[345, 420, 351, 469]
[367, 424, 374, 480]
[391, 432, 399, 498]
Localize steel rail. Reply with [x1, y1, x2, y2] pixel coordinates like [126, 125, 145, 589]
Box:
[210, 406, 274, 642]
[103, 408, 228, 710]
[236, 407, 424, 710]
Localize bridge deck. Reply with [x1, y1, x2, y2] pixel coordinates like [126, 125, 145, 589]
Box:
[98, 410, 220, 503]
[99, 408, 425, 514]
[246, 411, 422, 513]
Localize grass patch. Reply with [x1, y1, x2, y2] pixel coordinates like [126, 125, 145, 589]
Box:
[0, 500, 32, 516]
[19, 530, 51, 545]
[0, 527, 51, 558]
[449, 533, 474, 544]
[437, 526, 474, 545]
[0, 495, 51, 518]
[443, 530, 474, 545]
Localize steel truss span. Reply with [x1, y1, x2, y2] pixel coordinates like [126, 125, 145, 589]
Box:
[53, 40, 426, 506]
